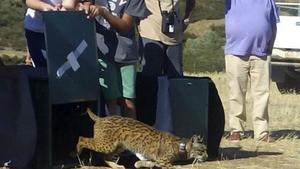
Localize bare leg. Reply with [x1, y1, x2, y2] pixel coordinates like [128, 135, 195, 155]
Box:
[119, 98, 136, 119]
[106, 99, 121, 116]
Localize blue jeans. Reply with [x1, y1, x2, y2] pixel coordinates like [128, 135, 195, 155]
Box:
[25, 29, 47, 67]
[139, 37, 183, 77]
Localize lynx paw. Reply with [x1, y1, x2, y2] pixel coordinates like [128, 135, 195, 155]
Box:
[134, 160, 156, 168]
[105, 160, 125, 169]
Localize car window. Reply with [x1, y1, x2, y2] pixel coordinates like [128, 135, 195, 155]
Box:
[276, 2, 300, 16]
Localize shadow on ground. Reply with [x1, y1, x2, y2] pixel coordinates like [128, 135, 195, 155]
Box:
[271, 129, 300, 139]
[219, 147, 282, 160]
[224, 129, 300, 140]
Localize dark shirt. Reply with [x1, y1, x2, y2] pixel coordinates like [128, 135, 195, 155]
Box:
[95, 0, 148, 63]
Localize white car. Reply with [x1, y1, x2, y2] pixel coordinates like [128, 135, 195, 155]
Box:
[271, 2, 300, 93]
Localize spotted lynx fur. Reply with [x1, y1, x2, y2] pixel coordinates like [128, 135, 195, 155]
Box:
[76, 108, 207, 169]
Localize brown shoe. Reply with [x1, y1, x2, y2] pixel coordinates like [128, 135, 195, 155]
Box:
[229, 132, 241, 141]
[258, 135, 275, 143]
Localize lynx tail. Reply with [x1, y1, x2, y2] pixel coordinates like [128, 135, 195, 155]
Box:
[86, 108, 99, 121]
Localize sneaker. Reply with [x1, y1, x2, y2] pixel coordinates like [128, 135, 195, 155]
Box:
[229, 132, 241, 141]
[258, 135, 275, 143]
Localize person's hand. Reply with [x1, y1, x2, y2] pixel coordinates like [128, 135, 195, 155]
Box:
[87, 5, 105, 19]
[76, 3, 84, 11]
[77, 2, 93, 18]
[62, 0, 77, 10]
[25, 58, 33, 66]
[41, 3, 57, 11]
[55, 3, 65, 11]
[182, 18, 190, 31]
[76, 2, 89, 12]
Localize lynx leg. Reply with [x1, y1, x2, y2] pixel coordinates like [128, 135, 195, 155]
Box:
[103, 154, 125, 169]
[156, 160, 173, 169]
[104, 160, 125, 169]
[134, 160, 157, 168]
[78, 136, 123, 154]
[76, 136, 96, 154]
[160, 164, 174, 169]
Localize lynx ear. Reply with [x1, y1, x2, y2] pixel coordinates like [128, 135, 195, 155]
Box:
[191, 135, 204, 143]
[191, 135, 198, 141]
[86, 107, 92, 113]
[197, 135, 204, 142]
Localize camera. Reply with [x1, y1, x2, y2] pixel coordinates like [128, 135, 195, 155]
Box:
[161, 11, 176, 34]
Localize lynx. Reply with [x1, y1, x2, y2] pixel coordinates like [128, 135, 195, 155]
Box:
[76, 108, 207, 169]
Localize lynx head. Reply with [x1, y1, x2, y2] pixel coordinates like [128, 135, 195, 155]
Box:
[185, 135, 208, 162]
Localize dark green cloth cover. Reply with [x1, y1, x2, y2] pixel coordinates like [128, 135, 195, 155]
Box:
[43, 11, 99, 104]
[169, 77, 225, 159]
[136, 75, 225, 159]
[168, 77, 209, 139]
[0, 66, 37, 168]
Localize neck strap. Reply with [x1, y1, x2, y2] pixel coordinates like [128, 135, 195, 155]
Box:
[157, 0, 176, 14]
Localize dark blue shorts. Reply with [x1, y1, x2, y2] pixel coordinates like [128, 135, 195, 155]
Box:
[139, 37, 183, 77]
[25, 29, 47, 67]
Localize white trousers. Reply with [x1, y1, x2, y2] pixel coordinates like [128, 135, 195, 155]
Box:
[225, 54, 270, 139]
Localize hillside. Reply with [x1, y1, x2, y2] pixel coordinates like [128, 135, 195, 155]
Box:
[11, 0, 297, 72]
[0, 0, 225, 66]
[0, 0, 26, 51]
[0, 0, 224, 50]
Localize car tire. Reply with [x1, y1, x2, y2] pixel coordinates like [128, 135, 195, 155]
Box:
[276, 68, 300, 94]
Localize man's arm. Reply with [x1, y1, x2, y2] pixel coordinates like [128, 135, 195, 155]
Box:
[80, 0, 93, 12]
[25, 0, 57, 11]
[100, 9, 134, 33]
[183, 0, 196, 30]
[267, 25, 277, 55]
[62, 0, 80, 10]
[26, 0, 80, 11]
[87, 5, 134, 33]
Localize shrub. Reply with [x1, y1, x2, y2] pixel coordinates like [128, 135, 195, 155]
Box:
[179, 0, 224, 22]
[0, 54, 23, 65]
[192, 0, 224, 21]
[183, 29, 225, 73]
[0, 0, 26, 50]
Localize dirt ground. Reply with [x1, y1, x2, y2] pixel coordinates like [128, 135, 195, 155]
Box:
[182, 73, 300, 169]
[1, 71, 298, 169]
[73, 134, 300, 169]
[73, 73, 300, 169]
[193, 134, 300, 169]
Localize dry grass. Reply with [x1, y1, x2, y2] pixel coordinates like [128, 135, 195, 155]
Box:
[76, 167, 109, 169]
[180, 72, 300, 169]
[191, 72, 300, 131]
[0, 47, 25, 58]
[1, 70, 295, 169]
[185, 19, 224, 37]
[74, 72, 300, 169]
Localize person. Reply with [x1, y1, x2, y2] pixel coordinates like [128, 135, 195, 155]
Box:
[138, 0, 195, 77]
[84, 0, 148, 119]
[0, 58, 3, 66]
[225, 0, 279, 142]
[23, 0, 80, 67]
[24, 47, 34, 66]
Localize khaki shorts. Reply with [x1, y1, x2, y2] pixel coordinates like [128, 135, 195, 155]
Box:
[98, 57, 136, 100]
